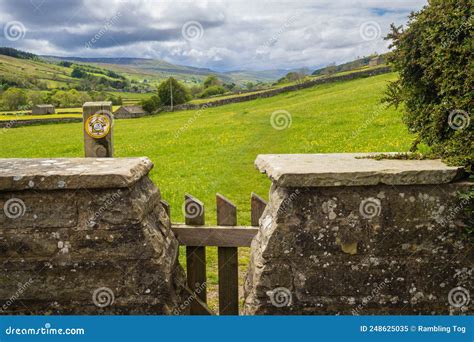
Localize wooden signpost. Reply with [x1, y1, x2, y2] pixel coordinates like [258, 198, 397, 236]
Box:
[83, 101, 114, 158]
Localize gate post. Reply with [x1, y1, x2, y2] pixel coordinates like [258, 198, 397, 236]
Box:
[83, 101, 114, 157]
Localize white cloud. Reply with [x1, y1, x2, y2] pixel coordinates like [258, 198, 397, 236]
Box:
[0, 0, 427, 71]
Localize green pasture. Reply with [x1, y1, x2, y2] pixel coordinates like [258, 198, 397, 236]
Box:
[0, 72, 411, 311]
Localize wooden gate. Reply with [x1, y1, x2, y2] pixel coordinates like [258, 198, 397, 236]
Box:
[161, 193, 267, 315]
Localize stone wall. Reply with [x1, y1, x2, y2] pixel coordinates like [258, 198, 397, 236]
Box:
[0, 118, 82, 129]
[244, 153, 472, 315]
[162, 67, 392, 113]
[0, 158, 188, 314]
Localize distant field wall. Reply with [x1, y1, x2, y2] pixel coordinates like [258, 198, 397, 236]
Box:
[162, 66, 392, 112]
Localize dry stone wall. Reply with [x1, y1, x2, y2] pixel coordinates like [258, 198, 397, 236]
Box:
[244, 153, 472, 315]
[0, 158, 188, 315]
[162, 67, 392, 112]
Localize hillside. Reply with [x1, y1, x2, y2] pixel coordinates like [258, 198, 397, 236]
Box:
[0, 54, 80, 89]
[44, 56, 291, 85]
[312, 54, 387, 76]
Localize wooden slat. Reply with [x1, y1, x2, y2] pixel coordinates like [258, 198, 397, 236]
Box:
[251, 192, 267, 226]
[216, 193, 239, 316]
[184, 194, 207, 315]
[172, 225, 258, 247]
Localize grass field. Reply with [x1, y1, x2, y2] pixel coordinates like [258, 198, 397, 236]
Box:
[0, 106, 122, 120]
[0, 72, 412, 311]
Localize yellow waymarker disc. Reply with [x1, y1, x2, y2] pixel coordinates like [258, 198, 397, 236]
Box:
[85, 113, 111, 139]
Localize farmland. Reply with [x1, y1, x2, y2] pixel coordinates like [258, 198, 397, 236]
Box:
[0, 72, 412, 310]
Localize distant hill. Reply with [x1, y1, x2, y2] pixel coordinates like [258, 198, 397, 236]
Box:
[312, 54, 388, 76]
[43, 55, 288, 85]
[0, 47, 38, 61]
[1, 47, 388, 92]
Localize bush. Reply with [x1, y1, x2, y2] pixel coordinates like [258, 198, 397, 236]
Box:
[106, 95, 123, 106]
[71, 67, 87, 78]
[58, 61, 72, 68]
[384, 0, 472, 172]
[157, 77, 191, 106]
[141, 95, 161, 113]
[199, 85, 226, 98]
[50, 89, 90, 108]
[2, 88, 28, 110]
[203, 75, 221, 88]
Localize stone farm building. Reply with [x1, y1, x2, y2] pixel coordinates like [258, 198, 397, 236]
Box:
[113, 105, 146, 119]
[32, 104, 55, 115]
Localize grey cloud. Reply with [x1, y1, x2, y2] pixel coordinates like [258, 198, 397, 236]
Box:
[0, 0, 427, 71]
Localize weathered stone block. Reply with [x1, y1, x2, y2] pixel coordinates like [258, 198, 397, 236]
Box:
[0, 157, 187, 315]
[244, 154, 472, 315]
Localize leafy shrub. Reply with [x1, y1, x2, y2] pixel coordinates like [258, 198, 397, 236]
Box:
[141, 95, 161, 113]
[384, 0, 472, 172]
[203, 75, 221, 88]
[58, 61, 72, 67]
[1, 88, 28, 110]
[199, 85, 226, 98]
[71, 67, 87, 78]
[106, 95, 123, 106]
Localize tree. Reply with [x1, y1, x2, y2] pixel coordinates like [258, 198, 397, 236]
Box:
[157, 77, 191, 106]
[106, 95, 122, 106]
[223, 82, 236, 91]
[71, 67, 86, 78]
[2, 88, 28, 110]
[141, 95, 161, 113]
[203, 75, 221, 88]
[285, 71, 306, 84]
[245, 82, 255, 91]
[384, 0, 472, 172]
[199, 85, 226, 98]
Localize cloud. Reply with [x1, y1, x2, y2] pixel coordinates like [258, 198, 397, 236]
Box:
[0, 0, 427, 71]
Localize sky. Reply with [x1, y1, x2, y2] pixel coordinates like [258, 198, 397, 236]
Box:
[0, 0, 427, 72]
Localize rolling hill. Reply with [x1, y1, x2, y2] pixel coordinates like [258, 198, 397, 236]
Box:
[43, 56, 290, 85]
